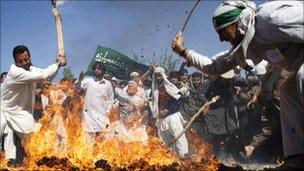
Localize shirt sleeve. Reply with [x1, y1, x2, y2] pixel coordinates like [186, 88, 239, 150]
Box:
[115, 88, 130, 103]
[11, 64, 59, 83]
[107, 83, 115, 104]
[185, 49, 239, 76]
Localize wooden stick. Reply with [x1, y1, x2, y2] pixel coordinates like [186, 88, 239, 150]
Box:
[168, 95, 220, 147]
[181, 0, 201, 33]
[52, 6, 66, 66]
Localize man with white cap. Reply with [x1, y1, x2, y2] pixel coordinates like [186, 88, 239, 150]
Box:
[149, 67, 189, 159]
[172, 1, 303, 168]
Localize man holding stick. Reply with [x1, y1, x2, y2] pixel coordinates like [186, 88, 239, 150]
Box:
[172, 0, 303, 169]
[0, 45, 66, 166]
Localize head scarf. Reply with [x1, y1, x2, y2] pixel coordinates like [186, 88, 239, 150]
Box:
[212, 0, 257, 68]
[130, 72, 140, 78]
[255, 60, 268, 76]
[149, 67, 181, 118]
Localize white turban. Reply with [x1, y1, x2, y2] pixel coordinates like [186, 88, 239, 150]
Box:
[149, 67, 181, 118]
[213, 0, 257, 67]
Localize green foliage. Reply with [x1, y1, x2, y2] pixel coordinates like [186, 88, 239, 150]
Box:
[62, 67, 74, 81]
[132, 48, 180, 74]
[158, 48, 179, 75]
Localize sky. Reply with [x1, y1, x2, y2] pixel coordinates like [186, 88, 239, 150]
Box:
[1, 0, 264, 81]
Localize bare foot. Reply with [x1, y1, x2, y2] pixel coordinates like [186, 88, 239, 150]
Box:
[244, 145, 255, 157]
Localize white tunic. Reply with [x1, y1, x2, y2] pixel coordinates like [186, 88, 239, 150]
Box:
[78, 77, 114, 132]
[0, 63, 59, 134]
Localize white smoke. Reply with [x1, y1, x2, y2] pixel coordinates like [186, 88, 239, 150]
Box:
[56, 0, 68, 7]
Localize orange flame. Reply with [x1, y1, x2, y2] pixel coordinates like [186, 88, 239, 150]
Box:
[1, 81, 219, 170]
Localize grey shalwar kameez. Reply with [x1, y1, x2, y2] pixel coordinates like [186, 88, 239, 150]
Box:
[184, 1, 304, 157]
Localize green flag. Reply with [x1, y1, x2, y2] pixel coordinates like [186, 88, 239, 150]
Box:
[87, 45, 149, 80]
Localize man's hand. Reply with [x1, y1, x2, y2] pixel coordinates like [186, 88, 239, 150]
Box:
[202, 105, 210, 114]
[234, 86, 241, 95]
[159, 109, 168, 118]
[149, 63, 157, 71]
[55, 54, 67, 66]
[78, 71, 85, 82]
[148, 63, 157, 73]
[171, 32, 186, 56]
[180, 61, 188, 68]
[247, 95, 257, 109]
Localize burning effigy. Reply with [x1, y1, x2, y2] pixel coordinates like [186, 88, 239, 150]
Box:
[0, 81, 219, 170]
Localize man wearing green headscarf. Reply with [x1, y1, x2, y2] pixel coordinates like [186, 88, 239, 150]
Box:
[172, 0, 303, 169]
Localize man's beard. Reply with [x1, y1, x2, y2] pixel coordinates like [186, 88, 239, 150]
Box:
[22, 64, 31, 71]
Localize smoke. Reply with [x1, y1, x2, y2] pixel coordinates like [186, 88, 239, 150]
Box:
[55, 0, 69, 7]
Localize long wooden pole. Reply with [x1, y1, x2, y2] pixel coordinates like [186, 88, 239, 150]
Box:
[169, 95, 220, 147]
[52, 4, 66, 66]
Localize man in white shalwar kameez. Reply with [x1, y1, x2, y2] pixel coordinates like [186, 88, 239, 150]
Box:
[76, 62, 114, 145]
[0, 45, 66, 165]
[149, 67, 189, 159]
[172, 1, 303, 169]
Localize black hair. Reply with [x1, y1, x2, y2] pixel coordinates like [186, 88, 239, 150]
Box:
[36, 81, 45, 89]
[246, 71, 255, 77]
[169, 71, 179, 79]
[192, 72, 202, 78]
[1, 72, 8, 80]
[92, 62, 106, 73]
[119, 80, 128, 87]
[13, 45, 30, 61]
[179, 68, 188, 76]
[143, 79, 152, 87]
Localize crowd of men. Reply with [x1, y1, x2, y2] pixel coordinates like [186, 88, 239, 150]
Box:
[0, 0, 303, 170]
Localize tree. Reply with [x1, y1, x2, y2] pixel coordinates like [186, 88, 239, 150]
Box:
[132, 48, 181, 75]
[158, 48, 180, 75]
[62, 67, 75, 81]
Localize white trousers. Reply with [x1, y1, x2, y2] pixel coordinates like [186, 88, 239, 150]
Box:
[1, 114, 17, 159]
[3, 126, 16, 159]
[2, 126, 25, 160]
[157, 111, 189, 158]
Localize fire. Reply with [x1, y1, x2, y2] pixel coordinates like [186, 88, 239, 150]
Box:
[0, 153, 8, 168]
[1, 81, 218, 170]
[276, 156, 284, 165]
[186, 130, 219, 170]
